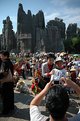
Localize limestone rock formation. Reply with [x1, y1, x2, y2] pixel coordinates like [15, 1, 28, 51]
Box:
[45, 18, 65, 52]
[1, 3, 80, 53]
[67, 23, 77, 39]
[2, 16, 17, 51]
[17, 3, 32, 52]
[17, 4, 65, 53]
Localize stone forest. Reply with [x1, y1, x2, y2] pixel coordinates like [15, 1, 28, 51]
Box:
[0, 3, 80, 53]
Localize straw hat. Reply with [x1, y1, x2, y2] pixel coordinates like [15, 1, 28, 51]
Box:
[60, 52, 67, 57]
[70, 66, 76, 71]
[18, 79, 25, 84]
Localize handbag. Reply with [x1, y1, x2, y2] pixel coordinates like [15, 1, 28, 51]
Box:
[0, 69, 13, 84]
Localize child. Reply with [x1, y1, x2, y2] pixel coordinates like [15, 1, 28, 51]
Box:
[31, 78, 41, 95]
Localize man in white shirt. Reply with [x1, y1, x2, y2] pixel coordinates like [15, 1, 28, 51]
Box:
[30, 78, 80, 121]
[40, 53, 55, 89]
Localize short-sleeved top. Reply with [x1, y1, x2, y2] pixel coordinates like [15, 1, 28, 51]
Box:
[30, 106, 80, 121]
[41, 62, 53, 77]
[30, 106, 48, 121]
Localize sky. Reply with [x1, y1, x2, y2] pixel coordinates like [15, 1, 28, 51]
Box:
[0, 0, 80, 34]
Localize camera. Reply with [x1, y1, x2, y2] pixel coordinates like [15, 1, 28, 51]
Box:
[51, 75, 60, 85]
[51, 80, 60, 85]
[54, 81, 59, 84]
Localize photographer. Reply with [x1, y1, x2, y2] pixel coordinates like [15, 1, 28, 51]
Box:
[30, 79, 80, 121]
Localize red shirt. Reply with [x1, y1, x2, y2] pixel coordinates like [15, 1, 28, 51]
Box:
[47, 64, 53, 77]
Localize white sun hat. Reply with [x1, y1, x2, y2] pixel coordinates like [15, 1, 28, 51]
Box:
[55, 56, 64, 63]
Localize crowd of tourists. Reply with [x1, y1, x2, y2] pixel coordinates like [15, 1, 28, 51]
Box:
[29, 52, 80, 95]
[0, 50, 80, 121]
[5, 51, 80, 94]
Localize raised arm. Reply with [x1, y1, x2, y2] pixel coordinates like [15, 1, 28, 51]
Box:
[61, 77, 80, 95]
[30, 81, 53, 108]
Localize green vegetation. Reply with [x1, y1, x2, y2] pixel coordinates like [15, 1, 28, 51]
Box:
[64, 36, 80, 53]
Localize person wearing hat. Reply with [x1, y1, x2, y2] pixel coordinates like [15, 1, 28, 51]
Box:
[50, 56, 67, 84]
[70, 66, 77, 83]
[41, 53, 56, 89]
[0, 50, 14, 114]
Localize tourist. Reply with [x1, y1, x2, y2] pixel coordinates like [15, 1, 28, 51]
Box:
[41, 53, 56, 88]
[30, 78, 80, 121]
[50, 56, 67, 84]
[0, 50, 14, 114]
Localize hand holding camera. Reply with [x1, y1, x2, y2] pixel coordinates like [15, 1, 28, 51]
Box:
[50, 75, 60, 84]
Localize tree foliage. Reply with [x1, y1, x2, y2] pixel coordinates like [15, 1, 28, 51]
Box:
[72, 37, 80, 53]
[64, 36, 80, 53]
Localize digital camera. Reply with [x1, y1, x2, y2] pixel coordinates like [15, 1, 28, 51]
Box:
[51, 75, 60, 84]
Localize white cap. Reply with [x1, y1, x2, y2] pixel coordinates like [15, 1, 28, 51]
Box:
[55, 56, 63, 63]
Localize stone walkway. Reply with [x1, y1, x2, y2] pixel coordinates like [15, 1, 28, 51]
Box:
[0, 77, 80, 120]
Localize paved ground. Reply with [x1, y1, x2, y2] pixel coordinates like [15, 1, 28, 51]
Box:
[0, 77, 80, 121]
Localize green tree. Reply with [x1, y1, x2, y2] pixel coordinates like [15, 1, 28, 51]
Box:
[64, 36, 80, 53]
[72, 37, 80, 53]
[63, 39, 73, 53]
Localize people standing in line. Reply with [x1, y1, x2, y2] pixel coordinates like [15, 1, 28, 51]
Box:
[0, 50, 14, 115]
